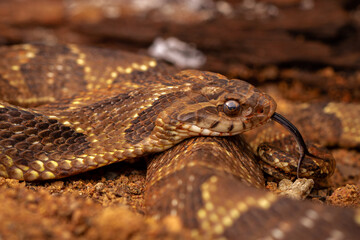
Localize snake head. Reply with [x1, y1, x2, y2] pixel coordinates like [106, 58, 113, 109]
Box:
[172, 70, 277, 136]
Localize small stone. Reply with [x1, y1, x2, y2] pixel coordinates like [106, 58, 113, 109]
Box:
[50, 181, 64, 191]
[95, 182, 105, 192]
[278, 178, 314, 200]
[265, 181, 278, 192]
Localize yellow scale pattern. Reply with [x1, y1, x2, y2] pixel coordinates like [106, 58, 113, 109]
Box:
[194, 176, 277, 237]
[0, 44, 162, 181]
[0, 44, 359, 239]
[34, 53, 160, 180]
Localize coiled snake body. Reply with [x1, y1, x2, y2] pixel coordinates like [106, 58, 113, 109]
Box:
[0, 44, 359, 239]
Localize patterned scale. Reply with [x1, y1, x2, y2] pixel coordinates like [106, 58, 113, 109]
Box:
[0, 44, 359, 239]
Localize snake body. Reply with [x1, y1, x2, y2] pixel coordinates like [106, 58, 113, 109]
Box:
[145, 136, 359, 239]
[0, 44, 359, 239]
[0, 44, 276, 181]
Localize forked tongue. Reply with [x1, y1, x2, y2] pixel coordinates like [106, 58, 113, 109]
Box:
[271, 112, 319, 179]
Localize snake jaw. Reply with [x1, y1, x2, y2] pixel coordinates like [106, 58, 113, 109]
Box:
[172, 74, 277, 137]
[180, 123, 229, 136]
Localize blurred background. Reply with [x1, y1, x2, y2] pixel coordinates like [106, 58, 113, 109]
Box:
[1, 0, 359, 103]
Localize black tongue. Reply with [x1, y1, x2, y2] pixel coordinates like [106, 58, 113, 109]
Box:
[271, 112, 318, 179]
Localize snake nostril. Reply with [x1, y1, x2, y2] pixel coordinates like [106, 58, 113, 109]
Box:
[257, 108, 264, 114]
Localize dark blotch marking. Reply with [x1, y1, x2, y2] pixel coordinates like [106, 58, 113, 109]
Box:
[124, 92, 185, 144]
[16, 44, 87, 104]
[210, 121, 220, 129]
[241, 121, 245, 130]
[203, 106, 218, 115]
[206, 90, 223, 101]
[284, 102, 343, 145]
[190, 83, 203, 92]
[179, 105, 218, 124]
[208, 78, 228, 86]
[186, 94, 209, 105]
[15, 158, 32, 167]
[0, 105, 90, 177]
[178, 112, 197, 122]
[195, 106, 219, 124]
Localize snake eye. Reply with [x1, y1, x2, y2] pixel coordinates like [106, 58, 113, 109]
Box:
[224, 100, 241, 116]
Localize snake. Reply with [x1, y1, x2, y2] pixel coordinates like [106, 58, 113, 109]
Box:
[0, 44, 359, 239]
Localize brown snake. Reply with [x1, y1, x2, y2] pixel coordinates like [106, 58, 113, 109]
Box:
[0, 44, 359, 239]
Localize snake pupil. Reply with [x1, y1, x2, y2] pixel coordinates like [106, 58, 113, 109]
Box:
[224, 100, 241, 116]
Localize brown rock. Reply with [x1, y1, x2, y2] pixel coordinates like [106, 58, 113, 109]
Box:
[327, 184, 360, 207]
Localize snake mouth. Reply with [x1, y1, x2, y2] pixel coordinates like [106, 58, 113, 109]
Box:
[180, 119, 269, 137]
[180, 123, 232, 136]
[271, 112, 320, 178]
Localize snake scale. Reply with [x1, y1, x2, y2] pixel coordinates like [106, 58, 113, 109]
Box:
[0, 44, 359, 239]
